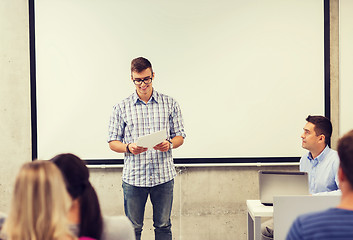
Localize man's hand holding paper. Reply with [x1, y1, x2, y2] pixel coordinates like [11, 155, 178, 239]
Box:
[128, 143, 148, 155]
[153, 140, 170, 152]
[136, 129, 168, 150]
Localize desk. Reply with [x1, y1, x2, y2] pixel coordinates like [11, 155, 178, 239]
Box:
[246, 200, 273, 240]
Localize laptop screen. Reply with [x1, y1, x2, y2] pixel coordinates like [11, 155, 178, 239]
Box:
[259, 170, 309, 206]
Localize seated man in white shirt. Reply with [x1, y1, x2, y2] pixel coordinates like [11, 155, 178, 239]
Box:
[299, 115, 339, 194]
[261, 115, 340, 240]
[286, 129, 353, 239]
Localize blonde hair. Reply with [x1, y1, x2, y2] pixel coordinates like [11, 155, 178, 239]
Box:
[2, 161, 73, 240]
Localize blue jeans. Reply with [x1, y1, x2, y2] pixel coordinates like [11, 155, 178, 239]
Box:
[122, 179, 174, 240]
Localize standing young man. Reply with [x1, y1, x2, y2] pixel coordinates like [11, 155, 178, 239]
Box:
[108, 57, 186, 240]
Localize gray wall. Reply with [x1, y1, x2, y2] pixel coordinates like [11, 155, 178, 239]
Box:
[0, 0, 339, 239]
[0, 0, 31, 210]
[90, 165, 297, 240]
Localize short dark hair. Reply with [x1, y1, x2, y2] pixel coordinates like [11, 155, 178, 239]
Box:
[131, 57, 153, 74]
[306, 115, 332, 145]
[337, 130, 353, 187]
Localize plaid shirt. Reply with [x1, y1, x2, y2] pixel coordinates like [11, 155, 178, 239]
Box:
[108, 89, 186, 187]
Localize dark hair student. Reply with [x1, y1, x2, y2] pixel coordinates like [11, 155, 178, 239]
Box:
[306, 115, 333, 145]
[130, 56, 153, 74]
[51, 153, 103, 239]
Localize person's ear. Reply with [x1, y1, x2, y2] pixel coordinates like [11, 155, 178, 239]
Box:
[318, 134, 325, 144]
[338, 166, 345, 183]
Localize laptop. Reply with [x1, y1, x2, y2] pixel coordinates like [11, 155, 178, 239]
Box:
[259, 170, 309, 206]
[273, 195, 341, 239]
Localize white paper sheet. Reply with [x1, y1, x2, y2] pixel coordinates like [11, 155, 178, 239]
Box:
[136, 130, 167, 149]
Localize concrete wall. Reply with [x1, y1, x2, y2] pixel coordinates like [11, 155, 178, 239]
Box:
[90, 165, 297, 240]
[0, 0, 31, 210]
[0, 0, 339, 239]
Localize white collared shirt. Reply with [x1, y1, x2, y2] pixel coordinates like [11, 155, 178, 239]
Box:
[300, 145, 339, 194]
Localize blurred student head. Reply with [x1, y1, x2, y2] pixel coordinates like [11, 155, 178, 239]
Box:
[2, 160, 73, 240]
[337, 130, 353, 189]
[51, 153, 103, 239]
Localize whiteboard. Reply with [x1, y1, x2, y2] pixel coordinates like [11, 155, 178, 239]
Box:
[34, 0, 324, 160]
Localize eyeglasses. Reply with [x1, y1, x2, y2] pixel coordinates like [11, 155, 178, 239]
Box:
[132, 77, 153, 85]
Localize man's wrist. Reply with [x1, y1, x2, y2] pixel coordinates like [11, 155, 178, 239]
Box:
[167, 139, 173, 149]
[126, 143, 131, 153]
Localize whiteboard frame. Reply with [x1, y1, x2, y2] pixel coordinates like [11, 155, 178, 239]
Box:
[28, 0, 331, 165]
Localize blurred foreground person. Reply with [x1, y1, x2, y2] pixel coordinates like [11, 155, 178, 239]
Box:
[51, 153, 135, 240]
[1, 160, 75, 240]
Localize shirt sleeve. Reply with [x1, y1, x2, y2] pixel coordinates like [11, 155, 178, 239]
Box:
[299, 155, 307, 172]
[169, 100, 186, 139]
[108, 105, 126, 143]
[333, 154, 340, 188]
[314, 151, 341, 194]
[286, 217, 304, 240]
